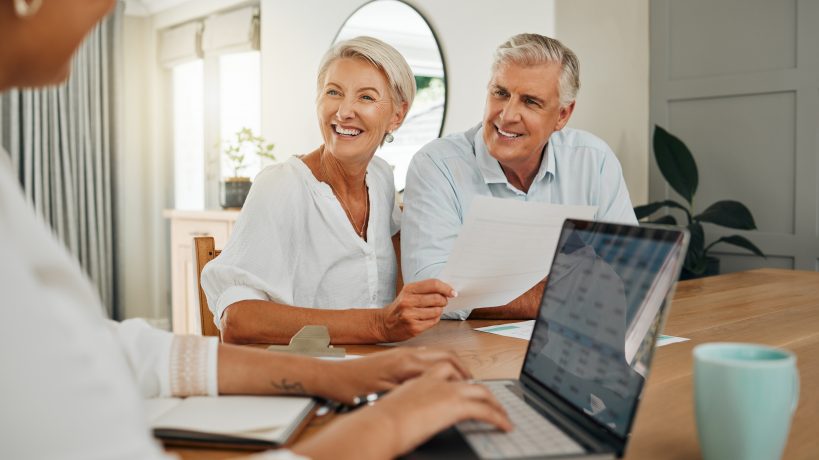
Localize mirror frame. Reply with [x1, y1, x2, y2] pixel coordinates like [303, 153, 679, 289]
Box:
[332, 0, 449, 138]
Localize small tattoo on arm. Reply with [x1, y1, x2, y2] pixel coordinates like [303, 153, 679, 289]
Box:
[271, 378, 306, 394]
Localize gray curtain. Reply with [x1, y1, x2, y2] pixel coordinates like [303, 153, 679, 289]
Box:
[0, 6, 122, 318]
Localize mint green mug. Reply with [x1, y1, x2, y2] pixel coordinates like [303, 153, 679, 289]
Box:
[694, 343, 799, 460]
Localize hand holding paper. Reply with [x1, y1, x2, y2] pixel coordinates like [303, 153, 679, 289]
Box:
[439, 196, 596, 313]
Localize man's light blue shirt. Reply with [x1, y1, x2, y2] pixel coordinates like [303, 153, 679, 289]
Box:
[401, 123, 638, 319]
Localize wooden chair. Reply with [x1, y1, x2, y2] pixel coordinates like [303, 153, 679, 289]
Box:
[194, 237, 222, 337]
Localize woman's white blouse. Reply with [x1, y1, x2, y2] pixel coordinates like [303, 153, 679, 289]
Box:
[0, 151, 304, 460]
[202, 156, 401, 325]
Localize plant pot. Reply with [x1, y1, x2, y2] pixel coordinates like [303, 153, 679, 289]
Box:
[220, 177, 252, 209]
[680, 256, 720, 280]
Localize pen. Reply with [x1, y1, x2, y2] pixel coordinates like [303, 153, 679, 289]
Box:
[338, 391, 387, 413]
[315, 399, 341, 417]
[352, 391, 386, 406]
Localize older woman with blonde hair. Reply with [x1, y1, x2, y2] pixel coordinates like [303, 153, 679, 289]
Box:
[0, 2, 510, 459]
[202, 37, 455, 345]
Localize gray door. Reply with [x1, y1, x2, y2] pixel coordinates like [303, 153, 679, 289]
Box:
[649, 0, 819, 272]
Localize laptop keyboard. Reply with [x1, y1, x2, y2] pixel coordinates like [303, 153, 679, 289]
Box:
[457, 381, 585, 459]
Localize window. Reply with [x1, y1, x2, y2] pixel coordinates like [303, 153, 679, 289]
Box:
[218, 51, 262, 180]
[172, 60, 204, 210]
[163, 7, 261, 209]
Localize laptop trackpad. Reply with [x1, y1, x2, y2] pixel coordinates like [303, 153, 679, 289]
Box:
[400, 427, 480, 460]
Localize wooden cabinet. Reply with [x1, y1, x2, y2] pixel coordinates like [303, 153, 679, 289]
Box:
[163, 209, 240, 334]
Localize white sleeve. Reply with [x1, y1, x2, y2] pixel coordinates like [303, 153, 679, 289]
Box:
[390, 190, 402, 237]
[0, 170, 173, 460]
[201, 167, 300, 325]
[367, 156, 401, 236]
[110, 319, 219, 398]
[376, 157, 401, 236]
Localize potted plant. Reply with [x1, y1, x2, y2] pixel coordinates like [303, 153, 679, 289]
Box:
[220, 127, 275, 209]
[635, 126, 765, 279]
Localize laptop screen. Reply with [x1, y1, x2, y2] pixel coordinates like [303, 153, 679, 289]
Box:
[522, 220, 685, 439]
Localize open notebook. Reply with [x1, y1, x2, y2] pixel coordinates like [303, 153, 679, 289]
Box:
[144, 395, 316, 449]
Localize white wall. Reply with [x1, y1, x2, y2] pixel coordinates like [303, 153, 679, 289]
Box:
[554, 0, 650, 204]
[260, 0, 555, 160]
[118, 16, 152, 320]
[117, 16, 172, 321]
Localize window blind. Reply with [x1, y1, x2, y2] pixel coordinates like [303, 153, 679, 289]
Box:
[159, 21, 203, 68]
[201, 6, 260, 56]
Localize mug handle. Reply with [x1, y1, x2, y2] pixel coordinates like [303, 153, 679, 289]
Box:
[791, 367, 800, 413]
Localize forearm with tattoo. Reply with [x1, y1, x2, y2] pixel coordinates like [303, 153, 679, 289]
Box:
[271, 378, 307, 394]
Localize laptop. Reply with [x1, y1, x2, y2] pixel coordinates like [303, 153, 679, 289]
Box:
[406, 219, 689, 460]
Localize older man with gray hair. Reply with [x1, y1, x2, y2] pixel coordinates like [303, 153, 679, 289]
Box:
[401, 33, 637, 320]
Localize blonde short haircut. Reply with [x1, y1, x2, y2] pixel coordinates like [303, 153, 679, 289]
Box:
[317, 36, 416, 111]
[492, 33, 580, 107]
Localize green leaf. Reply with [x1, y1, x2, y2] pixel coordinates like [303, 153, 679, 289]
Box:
[651, 215, 678, 225]
[653, 126, 698, 205]
[705, 235, 765, 258]
[695, 200, 757, 230]
[634, 201, 662, 218]
[684, 222, 706, 274]
[634, 199, 691, 222]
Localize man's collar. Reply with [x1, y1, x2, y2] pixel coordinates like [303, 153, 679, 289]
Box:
[474, 124, 556, 186]
[536, 138, 556, 182]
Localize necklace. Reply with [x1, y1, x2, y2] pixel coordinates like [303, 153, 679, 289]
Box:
[321, 155, 369, 239]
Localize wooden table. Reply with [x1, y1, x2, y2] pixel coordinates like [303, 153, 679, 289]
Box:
[169, 268, 819, 459]
[625, 268, 819, 460]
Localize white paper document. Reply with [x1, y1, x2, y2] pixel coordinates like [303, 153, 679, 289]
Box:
[440, 196, 596, 313]
[475, 320, 689, 348]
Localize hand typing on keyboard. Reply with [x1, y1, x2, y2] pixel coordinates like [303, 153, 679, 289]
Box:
[361, 362, 513, 456]
[291, 357, 512, 460]
[458, 381, 584, 459]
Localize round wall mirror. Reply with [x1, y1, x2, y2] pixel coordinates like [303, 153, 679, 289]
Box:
[334, 0, 447, 191]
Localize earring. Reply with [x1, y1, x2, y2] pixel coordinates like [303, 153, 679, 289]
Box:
[384, 132, 394, 144]
[13, 0, 43, 17]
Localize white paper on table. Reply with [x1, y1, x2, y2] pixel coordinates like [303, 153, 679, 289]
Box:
[475, 322, 689, 349]
[440, 196, 596, 313]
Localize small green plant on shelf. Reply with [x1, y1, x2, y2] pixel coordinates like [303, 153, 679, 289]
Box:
[219, 127, 275, 209]
[635, 126, 765, 278]
[222, 127, 276, 179]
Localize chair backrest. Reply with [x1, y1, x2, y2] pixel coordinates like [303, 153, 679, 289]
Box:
[194, 237, 222, 338]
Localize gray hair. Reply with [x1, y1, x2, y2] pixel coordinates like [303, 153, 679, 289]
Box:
[317, 36, 416, 110]
[492, 33, 580, 107]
